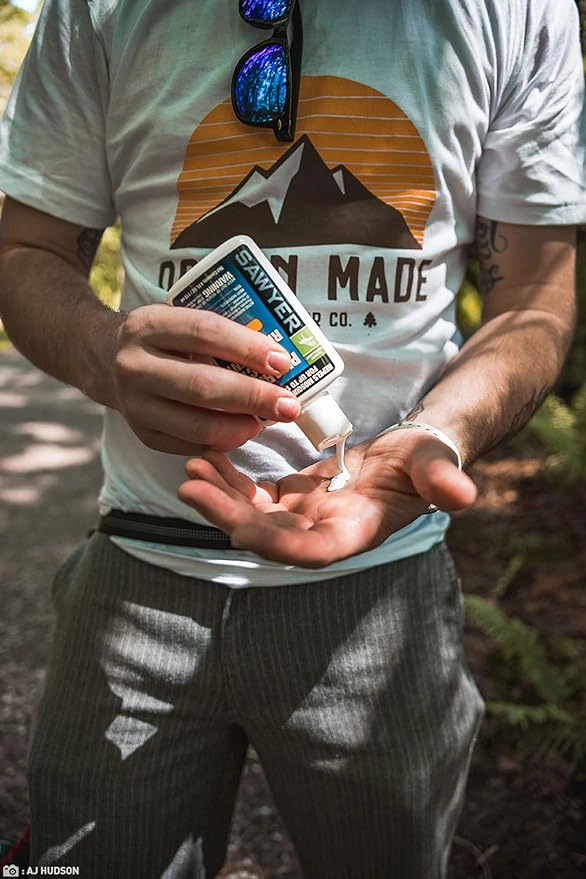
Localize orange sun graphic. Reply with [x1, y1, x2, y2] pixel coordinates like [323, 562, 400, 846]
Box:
[171, 75, 436, 249]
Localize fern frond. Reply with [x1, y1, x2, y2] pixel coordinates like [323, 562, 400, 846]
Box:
[526, 393, 586, 480]
[493, 554, 525, 598]
[464, 595, 570, 705]
[487, 701, 574, 729]
[533, 720, 586, 765]
[488, 703, 586, 765]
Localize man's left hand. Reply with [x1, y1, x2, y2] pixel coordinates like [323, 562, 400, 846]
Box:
[178, 431, 477, 567]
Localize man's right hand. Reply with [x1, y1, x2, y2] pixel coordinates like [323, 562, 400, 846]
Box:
[112, 303, 301, 455]
[0, 197, 300, 456]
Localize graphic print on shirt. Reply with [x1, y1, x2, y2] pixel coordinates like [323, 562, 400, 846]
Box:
[170, 76, 436, 253]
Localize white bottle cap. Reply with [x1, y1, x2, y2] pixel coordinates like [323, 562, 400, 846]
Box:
[294, 392, 353, 451]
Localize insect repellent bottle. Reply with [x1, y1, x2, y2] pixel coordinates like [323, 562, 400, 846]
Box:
[166, 235, 353, 466]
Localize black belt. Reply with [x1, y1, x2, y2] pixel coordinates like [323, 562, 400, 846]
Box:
[95, 509, 233, 549]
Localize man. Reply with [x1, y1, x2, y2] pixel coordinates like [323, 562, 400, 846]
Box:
[0, 1, 584, 876]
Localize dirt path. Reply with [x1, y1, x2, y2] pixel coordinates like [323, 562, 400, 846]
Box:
[1, 346, 585, 878]
[0, 347, 104, 835]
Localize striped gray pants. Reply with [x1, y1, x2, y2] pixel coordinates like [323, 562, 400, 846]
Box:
[28, 533, 484, 878]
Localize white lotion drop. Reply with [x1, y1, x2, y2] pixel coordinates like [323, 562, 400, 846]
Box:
[328, 436, 351, 492]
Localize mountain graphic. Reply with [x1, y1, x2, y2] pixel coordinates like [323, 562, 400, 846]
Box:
[172, 135, 421, 251]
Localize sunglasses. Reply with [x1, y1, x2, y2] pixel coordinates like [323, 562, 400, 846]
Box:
[231, 0, 303, 143]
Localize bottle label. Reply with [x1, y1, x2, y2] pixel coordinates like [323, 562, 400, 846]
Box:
[169, 242, 337, 398]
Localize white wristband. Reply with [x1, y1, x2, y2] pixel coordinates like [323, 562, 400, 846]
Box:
[376, 422, 463, 513]
[376, 421, 462, 470]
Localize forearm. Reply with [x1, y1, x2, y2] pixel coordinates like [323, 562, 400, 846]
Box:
[407, 300, 575, 466]
[0, 244, 124, 407]
[398, 220, 577, 468]
[0, 236, 303, 456]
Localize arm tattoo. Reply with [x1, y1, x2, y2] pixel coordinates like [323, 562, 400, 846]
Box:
[403, 402, 425, 422]
[475, 218, 508, 296]
[77, 227, 104, 273]
[505, 384, 552, 440]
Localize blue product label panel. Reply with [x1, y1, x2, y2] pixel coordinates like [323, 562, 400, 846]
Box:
[170, 244, 336, 397]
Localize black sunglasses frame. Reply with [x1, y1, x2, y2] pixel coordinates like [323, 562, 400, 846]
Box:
[231, 0, 303, 143]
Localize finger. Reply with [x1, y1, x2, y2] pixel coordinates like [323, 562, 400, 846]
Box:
[257, 481, 281, 504]
[409, 447, 477, 511]
[184, 454, 254, 502]
[183, 456, 241, 496]
[199, 451, 261, 499]
[120, 350, 301, 422]
[132, 397, 262, 451]
[178, 479, 259, 533]
[126, 305, 294, 377]
[179, 479, 386, 567]
[185, 452, 277, 504]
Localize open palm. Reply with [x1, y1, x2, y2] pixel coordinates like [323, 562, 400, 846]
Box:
[178, 433, 477, 568]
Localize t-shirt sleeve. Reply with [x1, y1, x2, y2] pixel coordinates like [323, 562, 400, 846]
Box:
[0, 0, 115, 229]
[477, 0, 586, 226]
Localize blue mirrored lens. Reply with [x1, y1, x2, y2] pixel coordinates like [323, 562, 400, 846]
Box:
[234, 43, 287, 123]
[240, 0, 292, 24]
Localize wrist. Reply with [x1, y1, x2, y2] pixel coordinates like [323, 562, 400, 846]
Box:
[376, 422, 462, 470]
[400, 400, 475, 467]
[80, 307, 127, 409]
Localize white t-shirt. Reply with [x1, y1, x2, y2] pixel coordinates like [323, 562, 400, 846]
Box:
[1, 0, 585, 586]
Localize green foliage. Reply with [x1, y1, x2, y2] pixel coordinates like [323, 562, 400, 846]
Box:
[489, 701, 575, 730]
[0, 0, 28, 22]
[465, 594, 586, 765]
[456, 262, 482, 338]
[465, 595, 571, 705]
[493, 534, 576, 603]
[493, 553, 526, 598]
[523, 384, 586, 481]
[90, 224, 123, 310]
[0, 2, 33, 111]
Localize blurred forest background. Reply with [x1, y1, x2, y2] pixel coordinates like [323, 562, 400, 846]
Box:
[1, 2, 586, 877]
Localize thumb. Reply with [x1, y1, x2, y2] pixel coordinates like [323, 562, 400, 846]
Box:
[407, 442, 477, 511]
